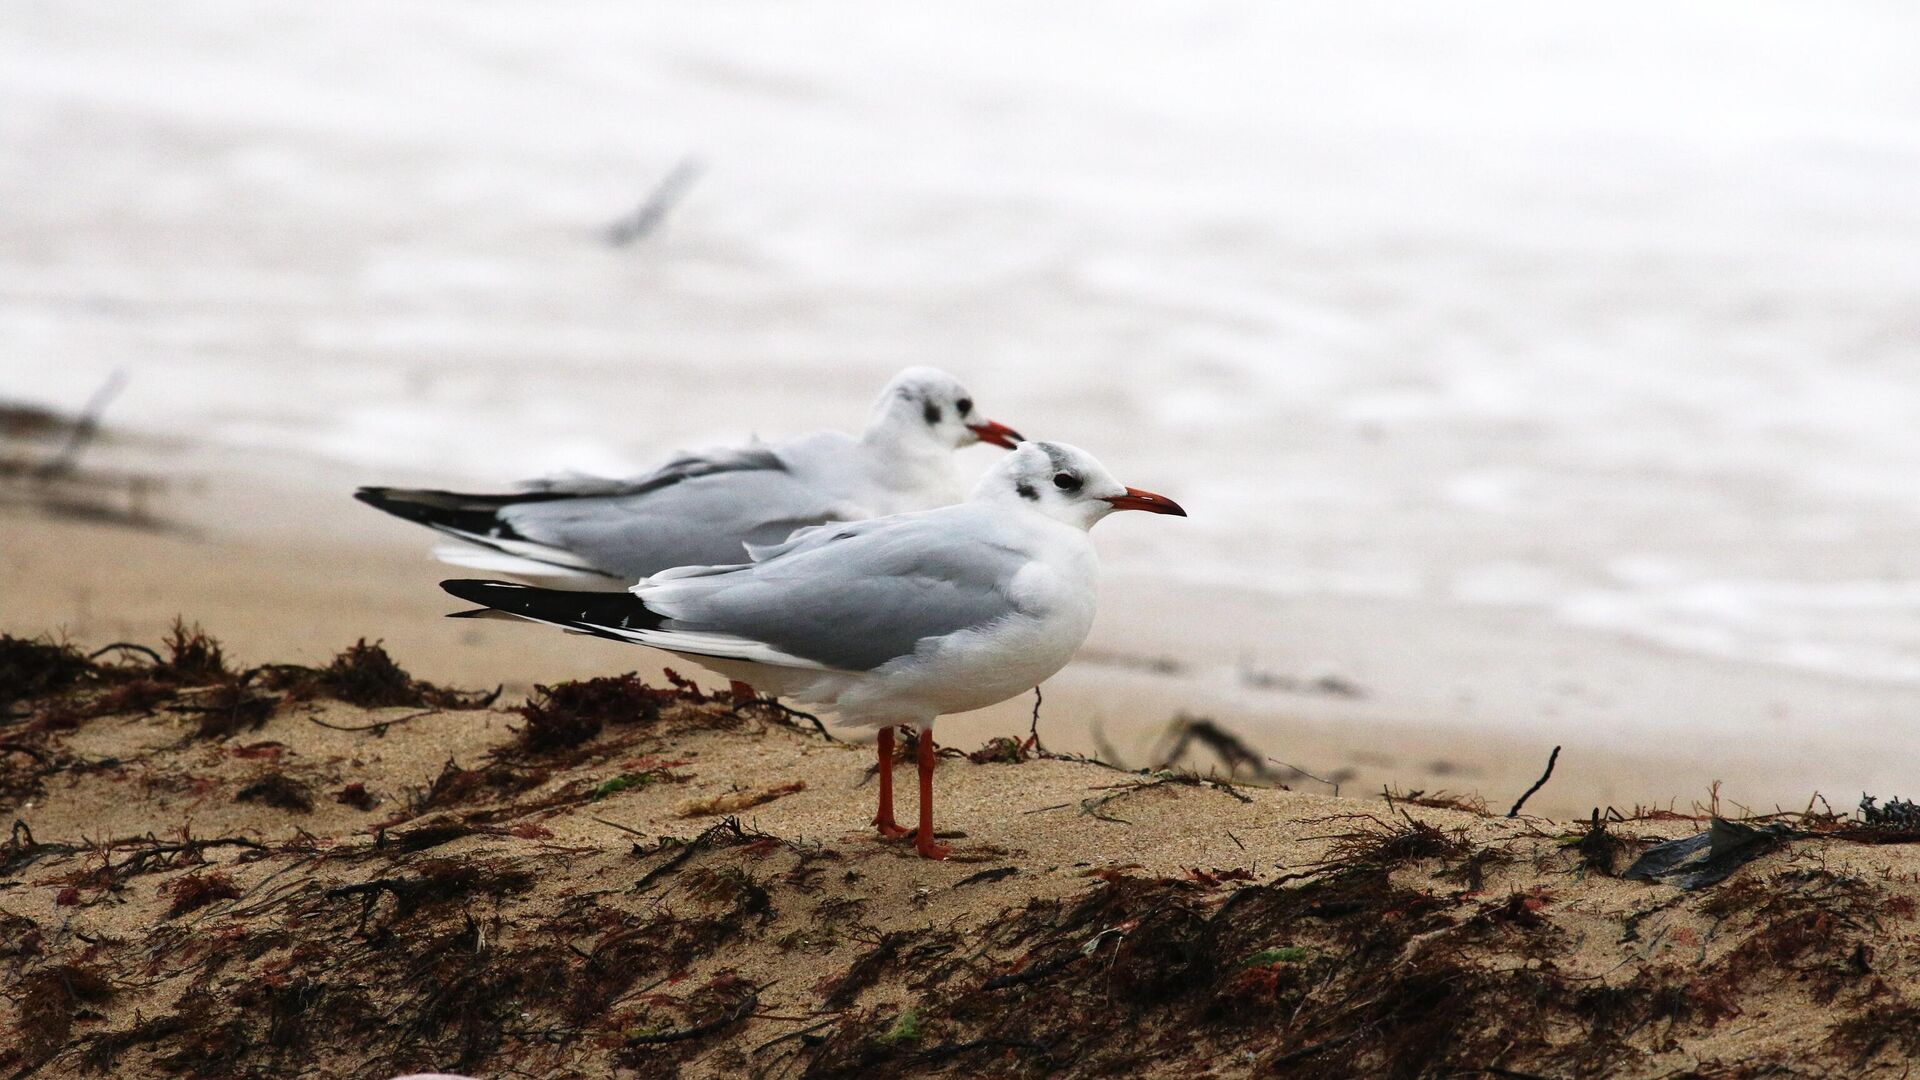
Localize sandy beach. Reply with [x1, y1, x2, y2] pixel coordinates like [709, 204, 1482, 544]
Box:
[11, 4, 1920, 1076]
[7, 628, 1920, 1076]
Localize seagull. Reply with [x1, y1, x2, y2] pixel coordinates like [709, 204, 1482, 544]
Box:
[440, 441, 1186, 858]
[355, 367, 1023, 586]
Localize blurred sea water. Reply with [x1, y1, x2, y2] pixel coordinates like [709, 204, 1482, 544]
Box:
[6, 2, 1920, 692]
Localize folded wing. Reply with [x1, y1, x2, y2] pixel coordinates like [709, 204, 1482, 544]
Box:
[441, 507, 1030, 674]
[637, 508, 1029, 671]
[364, 441, 872, 581]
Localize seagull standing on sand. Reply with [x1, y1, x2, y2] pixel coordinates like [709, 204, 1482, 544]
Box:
[440, 441, 1186, 858]
[356, 368, 1023, 585]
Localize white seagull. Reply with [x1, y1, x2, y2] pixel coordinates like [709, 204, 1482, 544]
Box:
[440, 441, 1186, 858]
[356, 367, 1023, 586]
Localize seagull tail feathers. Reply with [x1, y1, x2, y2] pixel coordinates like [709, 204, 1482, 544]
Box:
[439, 579, 666, 641]
[355, 486, 569, 534]
[358, 487, 622, 581]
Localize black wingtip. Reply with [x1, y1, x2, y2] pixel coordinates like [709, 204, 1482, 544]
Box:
[440, 578, 528, 606]
[437, 578, 664, 637]
[356, 486, 576, 535]
[356, 485, 452, 528]
[441, 579, 540, 622]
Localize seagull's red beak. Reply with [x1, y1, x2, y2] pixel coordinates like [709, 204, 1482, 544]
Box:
[1103, 487, 1187, 516]
[966, 419, 1024, 449]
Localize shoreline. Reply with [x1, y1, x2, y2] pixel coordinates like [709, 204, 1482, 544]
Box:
[7, 431, 1920, 821]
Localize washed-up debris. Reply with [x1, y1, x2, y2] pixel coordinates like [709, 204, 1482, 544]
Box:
[675, 781, 806, 818]
[159, 871, 243, 918]
[0, 636, 93, 715]
[1072, 771, 1252, 826]
[1505, 744, 1560, 818]
[1622, 818, 1796, 889]
[13, 628, 1920, 1077]
[0, 374, 180, 531]
[1859, 794, 1920, 830]
[171, 682, 277, 740]
[261, 638, 499, 711]
[512, 670, 712, 752]
[1150, 715, 1284, 783]
[235, 772, 315, 813]
[1558, 809, 1631, 876]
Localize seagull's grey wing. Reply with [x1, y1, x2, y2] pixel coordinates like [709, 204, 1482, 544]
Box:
[519, 440, 782, 498]
[498, 444, 869, 579]
[637, 510, 1029, 671]
[739, 515, 891, 564]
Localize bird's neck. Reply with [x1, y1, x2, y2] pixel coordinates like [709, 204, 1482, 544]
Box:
[862, 420, 951, 462]
[857, 426, 961, 497]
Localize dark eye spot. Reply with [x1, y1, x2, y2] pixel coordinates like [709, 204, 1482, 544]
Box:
[956, 398, 973, 416]
[1053, 472, 1082, 491]
[923, 402, 941, 425]
[1015, 482, 1038, 501]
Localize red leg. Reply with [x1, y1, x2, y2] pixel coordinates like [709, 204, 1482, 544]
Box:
[872, 727, 911, 839]
[915, 728, 952, 860]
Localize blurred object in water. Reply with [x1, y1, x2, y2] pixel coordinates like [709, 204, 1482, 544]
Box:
[605, 156, 702, 247]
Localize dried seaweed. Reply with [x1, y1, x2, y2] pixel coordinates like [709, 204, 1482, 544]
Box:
[966, 736, 1030, 765]
[819, 930, 921, 1009]
[77, 677, 176, 720]
[175, 683, 277, 740]
[0, 634, 94, 714]
[13, 965, 114, 1065]
[324, 858, 537, 929]
[513, 672, 691, 752]
[9, 627, 1920, 1079]
[405, 758, 550, 816]
[1318, 812, 1474, 870]
[334, 782, 378, 810]
[1076, 771, 1252, 825]
[1562, 808, 1629, 876]
[160, 870, 244, 917]
[1383, 786, 1490, 814]
[159, 618, 231, 683]
[1825, 1001, 1920, 1067]
[236, 772, 315, 813]
[258, 638, 498, 711]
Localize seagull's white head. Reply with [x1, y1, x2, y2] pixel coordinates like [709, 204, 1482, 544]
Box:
[864, 367, 1023, 453]
[978, 441, 1187, 530]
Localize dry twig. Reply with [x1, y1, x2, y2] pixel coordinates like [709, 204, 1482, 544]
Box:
[1507, 746, 1562, 818]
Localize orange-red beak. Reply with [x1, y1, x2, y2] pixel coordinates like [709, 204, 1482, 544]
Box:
[966, 419, 1024, 449]
[1103, 487, 1187, 516]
